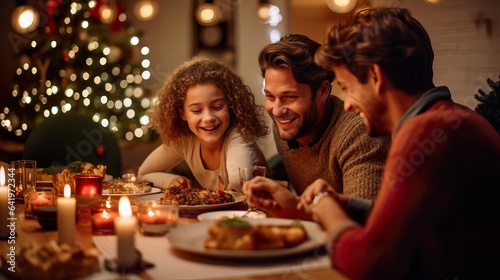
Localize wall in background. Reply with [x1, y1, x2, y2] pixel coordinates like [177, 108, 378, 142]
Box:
[287, 0, 500, 105]
[393, 0, 500, 108]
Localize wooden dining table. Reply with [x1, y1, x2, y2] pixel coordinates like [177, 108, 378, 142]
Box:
[0, 195, 350, 280]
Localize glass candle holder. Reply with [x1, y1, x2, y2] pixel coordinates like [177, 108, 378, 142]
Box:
[89, 199, 119, 235]
[10, 160, 37, 202]
[26, 187, 55, 219]
[138, 200, 178, 236]
[121, 172, 137, 183]
[75, 175, 103, 205]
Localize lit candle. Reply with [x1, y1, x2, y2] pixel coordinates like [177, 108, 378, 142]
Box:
[0, 167, 9, 238]
[91, 209, 119, 232]
[114, 196, 138, 268]
[89, 198, 119, 235]
[140, 209, 168, 224]
[74, 175, 103, 205]
[138, 201, 178, 235]
[30, 194, 54, 207]
[57, 184, 76, 246]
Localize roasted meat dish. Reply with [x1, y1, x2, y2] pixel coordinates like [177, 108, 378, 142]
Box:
[162, 185, 234, 205]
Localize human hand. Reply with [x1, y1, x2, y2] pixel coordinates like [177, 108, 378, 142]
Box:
[298, 179, 338, 209]
[168, 176, 191, 188]
[242, 177, 305, 219]
[297, 179, 345, 228]
[298, 179, 355, 233]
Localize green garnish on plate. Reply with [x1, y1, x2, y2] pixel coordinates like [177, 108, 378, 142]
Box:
[216, 218, 253, 230]
[292, 220, 305, 228]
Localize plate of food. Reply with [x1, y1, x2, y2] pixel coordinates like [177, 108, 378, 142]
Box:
[134, 192, 246, 211]
[102, 179, 162, 198]
[102, 187, 162, 198]
[166, 218, 326, 259]
[197, 210, 266, 221]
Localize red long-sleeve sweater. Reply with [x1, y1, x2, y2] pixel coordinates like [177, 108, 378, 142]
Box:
[331, 100, 500, 279]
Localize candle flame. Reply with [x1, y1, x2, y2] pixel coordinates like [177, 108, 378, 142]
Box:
[0, 166, 5, 186]
[118, 196, 132, 217]
[105, 200, 111, 208]
[103, 210, 109, 218]
[147, 210, 154, 217]
[64, 184, 71, 198]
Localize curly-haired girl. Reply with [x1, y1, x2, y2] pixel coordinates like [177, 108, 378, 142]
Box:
[138, 57, 270, 191]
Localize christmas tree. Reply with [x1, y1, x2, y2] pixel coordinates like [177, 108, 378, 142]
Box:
[1, 0, 156, 142]
[474, 76, 500, 134]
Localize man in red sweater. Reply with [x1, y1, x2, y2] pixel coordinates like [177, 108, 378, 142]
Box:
[243, 7, 500, 279]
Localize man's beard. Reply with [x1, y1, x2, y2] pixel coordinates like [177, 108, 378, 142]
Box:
[274, 103, 318, 142]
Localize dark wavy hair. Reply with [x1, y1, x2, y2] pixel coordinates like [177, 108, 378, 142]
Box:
[258, 34, 335, 97]
[315, 7, 435, 95]
[149, 57, 269, 145]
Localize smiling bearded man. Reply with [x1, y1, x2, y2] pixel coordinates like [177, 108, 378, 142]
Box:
[257, 34, 391, 202]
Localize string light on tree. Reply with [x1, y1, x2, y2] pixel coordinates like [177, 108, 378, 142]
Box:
[1, 0, 156, 142]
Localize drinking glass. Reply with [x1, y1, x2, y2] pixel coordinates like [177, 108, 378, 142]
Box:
[10, 160, 37, 218]
[238, 166, 267, 187]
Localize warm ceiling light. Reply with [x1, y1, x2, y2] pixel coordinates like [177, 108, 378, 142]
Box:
[257, 0, 270, 21]
[134, 0, 159, 21]
[422, 0, 442, 3]
[326, 0, 357, 14]
[195, 2, 221, 26]
[11, 5, 40, 34]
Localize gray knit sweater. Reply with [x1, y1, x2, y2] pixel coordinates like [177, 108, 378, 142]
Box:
[275, 95, 390, 200]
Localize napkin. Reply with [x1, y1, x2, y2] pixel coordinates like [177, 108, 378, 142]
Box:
[93, 233, 330, 280]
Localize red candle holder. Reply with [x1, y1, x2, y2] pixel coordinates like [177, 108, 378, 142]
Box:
[89, 199, 119, 235]
[75, 175, 103, 205]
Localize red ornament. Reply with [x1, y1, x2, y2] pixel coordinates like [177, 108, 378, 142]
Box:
[63, 51, 70, 62]
[109, 3, 125, 33]
[89, 0, 125, 32]
[96, 145, 106, 156]
[45, 0, 63, 35]
[46, 0, 63, 16]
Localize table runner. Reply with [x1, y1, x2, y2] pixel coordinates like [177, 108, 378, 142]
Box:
[93, 233, 330, 279]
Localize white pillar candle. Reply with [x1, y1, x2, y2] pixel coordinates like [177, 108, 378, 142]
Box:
[0, 167, 9, 237]
[57, 184, 76, 246]
[114, 196, 137, 268]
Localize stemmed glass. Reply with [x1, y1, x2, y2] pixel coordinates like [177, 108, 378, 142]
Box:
[238, 166, 267, 216]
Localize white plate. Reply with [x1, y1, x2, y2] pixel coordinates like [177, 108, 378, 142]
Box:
[166, 218, 326, 259]
[134, 193, 246, 211]
[102, 187, 162, 198]
[197, 210, 266, 221]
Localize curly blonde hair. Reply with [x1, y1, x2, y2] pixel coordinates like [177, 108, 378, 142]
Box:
[149, 57, 269, 145]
